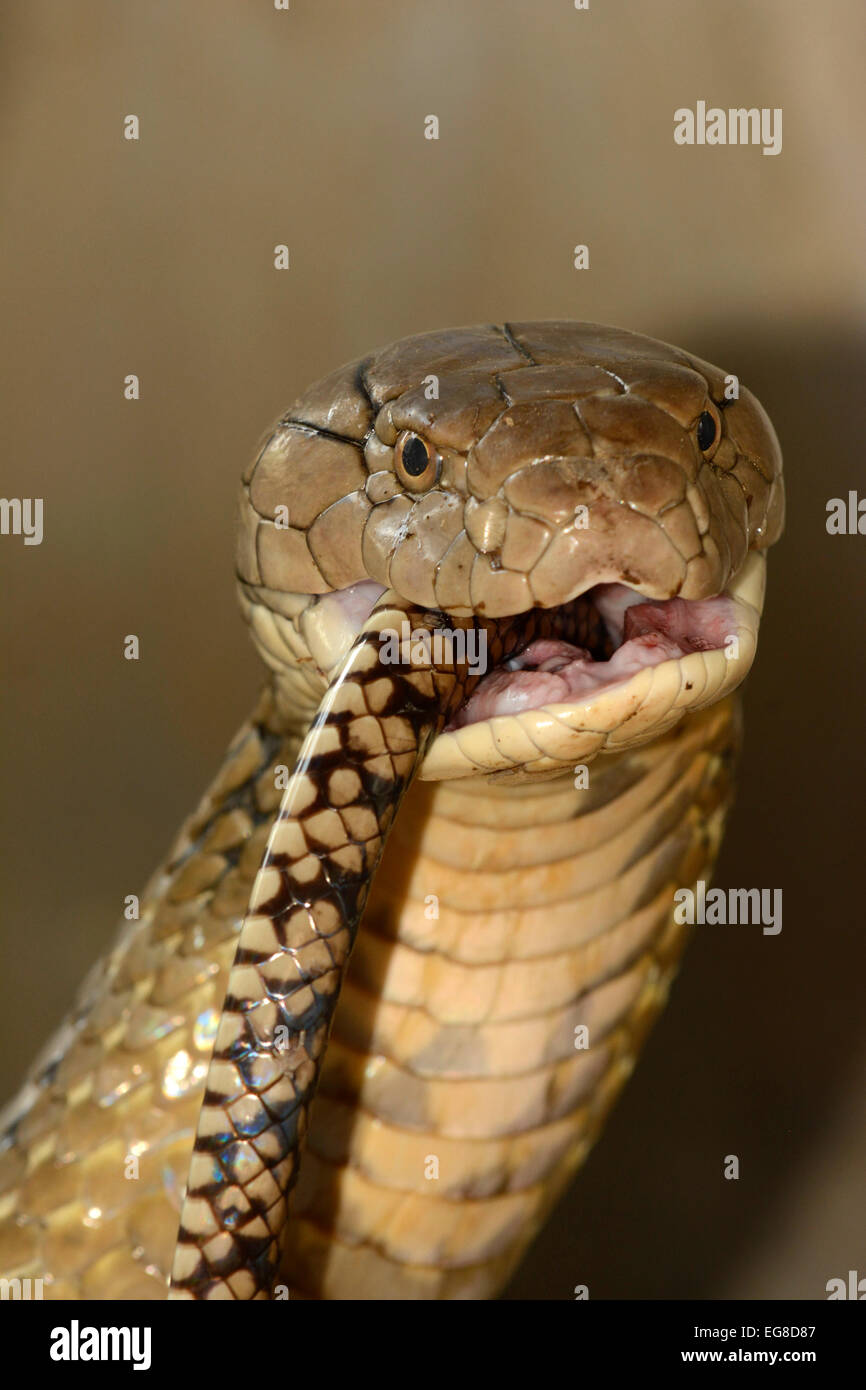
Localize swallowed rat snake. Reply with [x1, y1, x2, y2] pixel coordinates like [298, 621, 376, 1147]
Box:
[0, 322, 783, 1300]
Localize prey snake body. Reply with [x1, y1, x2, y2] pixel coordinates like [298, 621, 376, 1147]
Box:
[0, 322, 783, 1299]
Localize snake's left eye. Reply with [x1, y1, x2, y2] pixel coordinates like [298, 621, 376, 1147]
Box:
[696, 404, 722, 458]
[394, 431, 440, 491]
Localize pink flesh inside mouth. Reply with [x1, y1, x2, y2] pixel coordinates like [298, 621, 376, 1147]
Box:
[451, 583, 738, 729]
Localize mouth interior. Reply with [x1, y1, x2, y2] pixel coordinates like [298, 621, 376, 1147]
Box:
[322, 579, 737, 730]
[451, 583, 737, 729]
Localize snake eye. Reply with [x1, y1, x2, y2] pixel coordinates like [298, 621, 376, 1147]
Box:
[394, 431, 440, 491]
[696, 404, 722, 458]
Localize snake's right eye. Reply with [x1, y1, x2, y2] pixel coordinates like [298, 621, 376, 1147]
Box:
[696, 404, 722, 459]
[394, 431, 440, 491]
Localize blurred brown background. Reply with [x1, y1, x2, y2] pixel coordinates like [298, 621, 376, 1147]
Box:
[2, 0, 864, 1299]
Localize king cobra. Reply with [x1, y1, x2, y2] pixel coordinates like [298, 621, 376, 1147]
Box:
[0, 322, 783, 1300]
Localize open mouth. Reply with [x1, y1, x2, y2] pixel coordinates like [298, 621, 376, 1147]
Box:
[451, 584, 737, 729]
[275, 552, 764, 782]
[317, 573, 743, 729]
